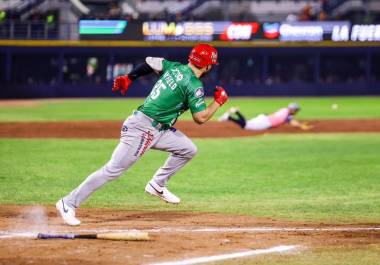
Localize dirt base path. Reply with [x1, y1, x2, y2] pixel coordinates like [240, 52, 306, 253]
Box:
[0, 206, 379, 265]
[1, 119, 380, 139]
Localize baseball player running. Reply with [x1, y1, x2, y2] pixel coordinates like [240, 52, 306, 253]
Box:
[56, 44, 228, 226]
[218, 103, 312, 130]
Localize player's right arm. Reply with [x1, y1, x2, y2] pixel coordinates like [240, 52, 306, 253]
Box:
[284, 112, 313, 130]
[192, 86, 228, 125]
[290, 119, 313, 130]
[112, 57, 164, 95]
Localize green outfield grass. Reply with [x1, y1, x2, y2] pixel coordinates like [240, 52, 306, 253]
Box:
[1, 133, 379, 223]
[0, 96, 379, 121]
[1, 97, 379, 265]
[220, 245, 380, 265]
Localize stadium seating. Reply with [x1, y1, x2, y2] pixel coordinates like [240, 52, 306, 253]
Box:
[1, 0, 379, 22]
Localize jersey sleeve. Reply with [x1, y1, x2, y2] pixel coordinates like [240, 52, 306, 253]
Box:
[286, 115, 294, 123]
[162, 59, 179, 73]
[146, 57, 164, 72]
[187, 80, 206, 114]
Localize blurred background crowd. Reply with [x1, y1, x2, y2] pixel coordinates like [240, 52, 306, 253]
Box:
[1, 0, 379, 23]
[0, 0, 379, 97]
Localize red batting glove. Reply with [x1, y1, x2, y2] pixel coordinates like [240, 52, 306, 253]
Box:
[112, 75, 132, 95]
[214, 86, 228, 106]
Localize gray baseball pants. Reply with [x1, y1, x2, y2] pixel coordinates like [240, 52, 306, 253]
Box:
[64, 111, 197, 208]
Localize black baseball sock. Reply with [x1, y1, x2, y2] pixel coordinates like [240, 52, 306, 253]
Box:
[228, 111, 246, 129]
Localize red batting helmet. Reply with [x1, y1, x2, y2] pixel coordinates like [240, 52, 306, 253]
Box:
[188, 43, 218, 68]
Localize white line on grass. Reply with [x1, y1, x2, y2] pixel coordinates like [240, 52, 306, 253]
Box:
[147, 245, 298, 265]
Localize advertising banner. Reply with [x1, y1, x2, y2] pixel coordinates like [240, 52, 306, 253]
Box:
[141, 21, 261, 41]
[80, 20, 143, 40]
[79, 20, 380, 42]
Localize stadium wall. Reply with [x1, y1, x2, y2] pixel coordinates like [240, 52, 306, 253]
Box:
[0, 41, 379, 98]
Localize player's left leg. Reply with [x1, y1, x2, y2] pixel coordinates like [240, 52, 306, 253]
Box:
[228, 110, 247, 128]
[145, 128, 198, 204]
[57, 113, 160, 225]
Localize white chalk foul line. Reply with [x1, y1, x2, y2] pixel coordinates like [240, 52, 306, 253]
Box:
[145, 227, 380, 233]
[147, 245, 298, 265]
[1, 226, 380, 239]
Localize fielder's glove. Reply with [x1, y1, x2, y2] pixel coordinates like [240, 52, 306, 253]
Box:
[300, 122, 313, 131]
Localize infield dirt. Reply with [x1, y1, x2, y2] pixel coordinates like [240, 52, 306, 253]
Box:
[0, 205, 379, 265]
[1, 119, 380, 138]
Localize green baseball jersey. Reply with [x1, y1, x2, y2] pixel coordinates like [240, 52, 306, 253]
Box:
[138, 59, 206, 127]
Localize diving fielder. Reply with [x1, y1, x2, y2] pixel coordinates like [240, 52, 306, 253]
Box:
[56, 44, 228, 226]
[219, 103, 312, 131]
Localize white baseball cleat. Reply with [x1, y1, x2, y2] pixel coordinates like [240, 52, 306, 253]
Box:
[218, 112, 230, 122]
[228, 107, 238, 114]
[145, 180, 180, 204]
[218, 107, 239, 122]
[56, 198, 81, 226]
